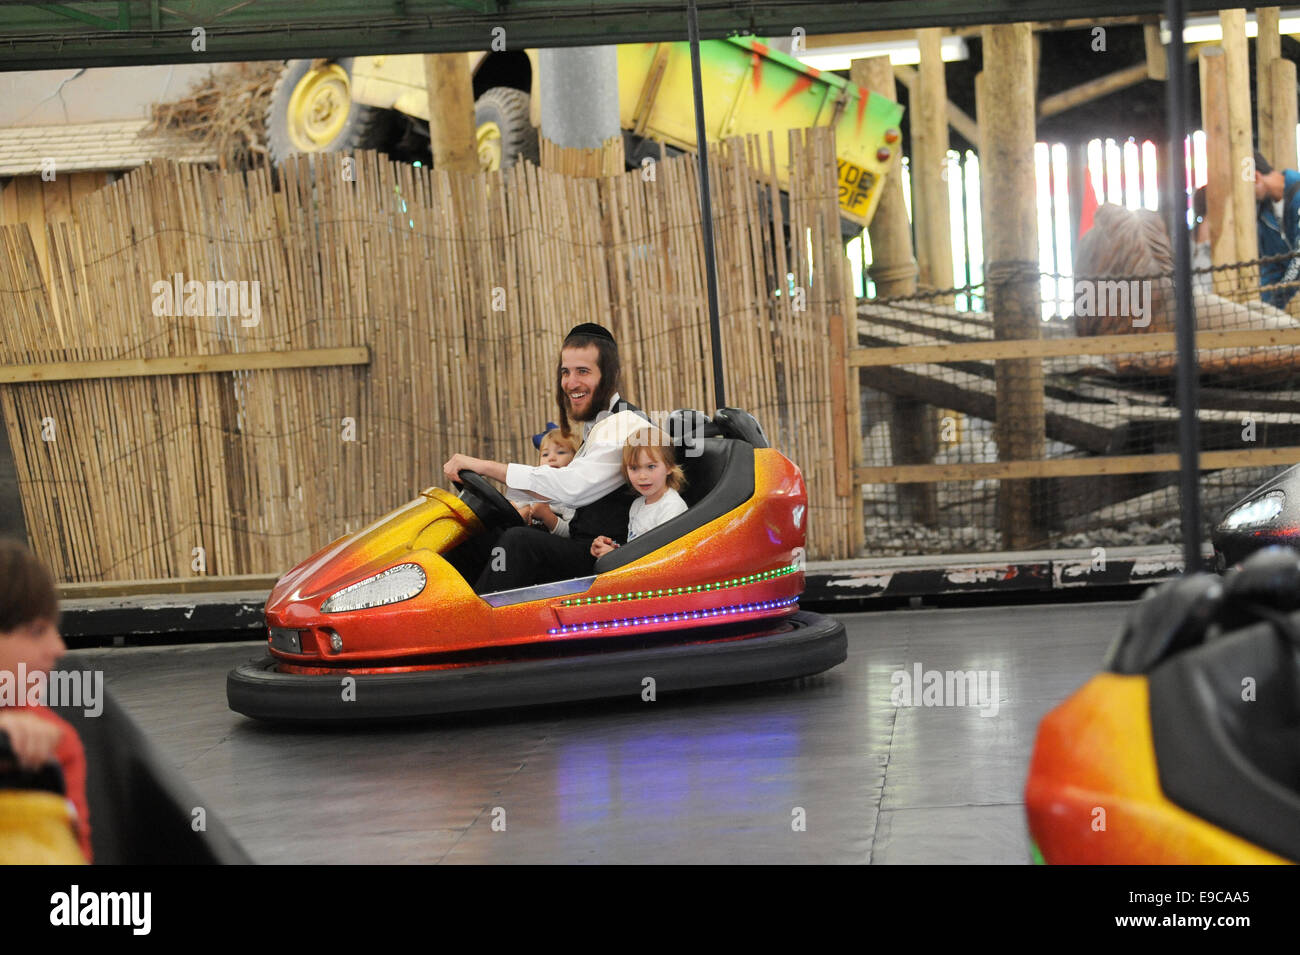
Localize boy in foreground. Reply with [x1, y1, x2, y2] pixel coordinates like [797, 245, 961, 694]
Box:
[0, 539, 92, 861]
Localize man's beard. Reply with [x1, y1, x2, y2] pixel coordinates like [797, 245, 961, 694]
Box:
[566, 382, 611, 423]
[567, 389, 606, 422]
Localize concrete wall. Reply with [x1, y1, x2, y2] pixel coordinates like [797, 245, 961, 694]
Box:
[0, 63, 222, 126]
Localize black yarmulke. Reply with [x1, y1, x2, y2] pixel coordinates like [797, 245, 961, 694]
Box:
[567, 323, 615, 344]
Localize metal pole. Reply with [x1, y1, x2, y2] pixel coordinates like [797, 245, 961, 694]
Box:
[686, 0, 727, 410]
[1165, 0, 1202, 571]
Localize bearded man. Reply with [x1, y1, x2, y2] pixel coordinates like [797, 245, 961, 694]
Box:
[441, 323, 651, 594]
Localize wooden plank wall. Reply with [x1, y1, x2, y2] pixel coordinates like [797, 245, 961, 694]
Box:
[0, 127, 852, 582]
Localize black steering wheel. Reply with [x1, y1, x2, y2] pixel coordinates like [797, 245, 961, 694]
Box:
[453, 470, 526, 529]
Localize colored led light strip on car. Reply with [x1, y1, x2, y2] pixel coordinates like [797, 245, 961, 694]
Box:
[558, 564, 799, 608]
[547, 595, 799, 635]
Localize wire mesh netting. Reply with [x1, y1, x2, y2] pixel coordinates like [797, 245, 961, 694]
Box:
[856, 220, 1300, 555]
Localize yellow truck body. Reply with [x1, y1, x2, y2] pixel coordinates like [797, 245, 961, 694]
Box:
[330, 38, 904, 226]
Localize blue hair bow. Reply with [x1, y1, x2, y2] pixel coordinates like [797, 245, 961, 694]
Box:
[532, 421, 559, 450]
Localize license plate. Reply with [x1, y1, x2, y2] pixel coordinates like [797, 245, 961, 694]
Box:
[837, 160, 877, 216]
[269, 627, 303, 653]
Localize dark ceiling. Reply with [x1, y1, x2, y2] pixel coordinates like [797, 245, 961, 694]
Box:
[0, 1, 1240, 70]
[0, 2, 1283, 151]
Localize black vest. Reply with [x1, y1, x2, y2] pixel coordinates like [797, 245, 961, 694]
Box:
[611, 396, 645, 417]
[568, 486, 636, 544]
[567, 397, 649, 544]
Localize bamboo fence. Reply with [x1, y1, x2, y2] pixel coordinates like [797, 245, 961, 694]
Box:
[539, 135, 626, 177]
[0, 126, 852, 582]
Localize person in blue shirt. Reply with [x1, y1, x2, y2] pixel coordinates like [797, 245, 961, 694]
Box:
[1254, 150, 1300, 309]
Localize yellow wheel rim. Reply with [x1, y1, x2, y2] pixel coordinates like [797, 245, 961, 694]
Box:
[477, 120, 503, 171]
[286, 63, 353, 153]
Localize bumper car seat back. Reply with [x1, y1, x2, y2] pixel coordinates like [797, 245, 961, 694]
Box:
[1150, 616, 1300, 861]
[595, 435, 756, 573]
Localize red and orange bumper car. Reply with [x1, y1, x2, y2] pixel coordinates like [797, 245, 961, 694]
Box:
[227, 409, 846, 721]
[1025, 547, 1300, 864]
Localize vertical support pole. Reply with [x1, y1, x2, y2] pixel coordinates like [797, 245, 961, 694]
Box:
[1167, 0, 1202, 571]
[1257, 7, 1281, 161]
[1200, 47, 1238, 296]
[687, 0, 726, 411]
[974, 68, 991, 304]
[1271, 58, 1299, 174]
[1066, 141, 1088, 263]
[422, 53, 479, 174]
[857, 56, 918, 299]
[828, 311, 852, 499]
[1145, 20, 1169, 80]
[1031, 31, 1041, 97]
[914, 28, 954, 299]
[538, 45, 622, 166]
[1221, 9, 1258, 293]
[982, 23, 1046, 550]
[840, 264, 866, 556]
[855, 54, 938, 527]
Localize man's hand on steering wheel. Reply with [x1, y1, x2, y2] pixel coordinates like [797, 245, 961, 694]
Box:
[442, 453, 483, 485]
[447, 469, 527, 530]
[442, 454, 508, 486]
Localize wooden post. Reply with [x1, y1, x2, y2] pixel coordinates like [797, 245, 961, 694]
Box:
[423, 53, 479, 174]
[1144, 20, 1168, 81]
[914, 28, 954, 299]
[857, 56, 919, 296]
[855, 55, 939, 527]
[1200, 47, 1238, 297]
[1221, 10, 1258, 294]
[982, 23, 1046, 550]
[1271, 59, 1299, 173]
[891, 66, 980, 145]
[1257, 9, 1281, 160]
[1258, 8, 1281, 161]
[975, 70, 991, 265]
[1031, 32, 1041, 98]
[839, 264, 866, 556]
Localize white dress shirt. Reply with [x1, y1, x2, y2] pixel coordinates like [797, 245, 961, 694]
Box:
[505, 393, 650, 509]
[550, 503, 575, 538]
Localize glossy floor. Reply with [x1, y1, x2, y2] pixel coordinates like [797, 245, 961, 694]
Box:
[77, 601, 1129, 863]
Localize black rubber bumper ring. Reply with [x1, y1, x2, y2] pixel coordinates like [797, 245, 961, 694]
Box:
[227, 610, 846, 722]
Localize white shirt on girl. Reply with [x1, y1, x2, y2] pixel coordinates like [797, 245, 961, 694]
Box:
[627, 488, 689, 542]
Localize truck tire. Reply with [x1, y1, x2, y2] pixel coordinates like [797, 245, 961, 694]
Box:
[474, 87, 538, 171]
[267, 58, 397, 164]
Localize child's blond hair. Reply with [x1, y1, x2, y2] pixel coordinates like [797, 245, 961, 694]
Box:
[622, 438, 686, 492]
[539, 429, 580, 457]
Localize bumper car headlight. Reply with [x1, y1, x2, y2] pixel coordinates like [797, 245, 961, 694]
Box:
[1221, 490, 1285, 530]
[321, 563, 427, 613]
